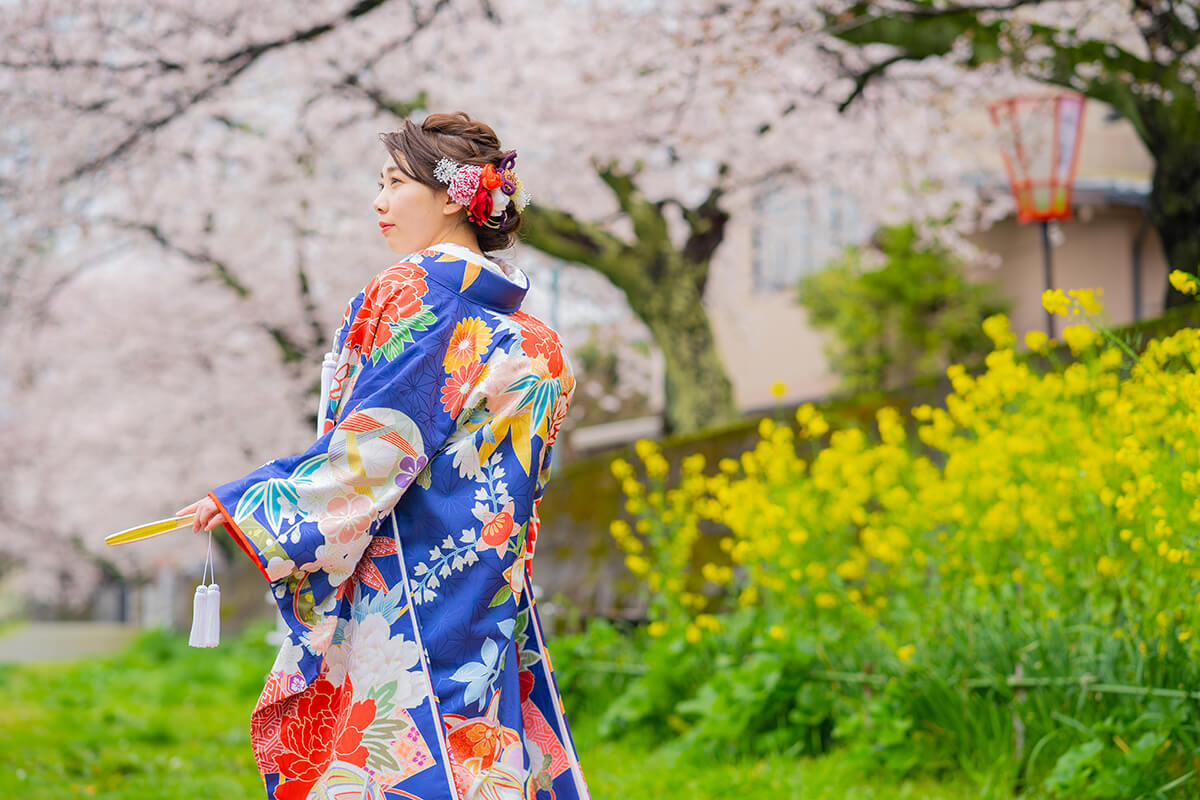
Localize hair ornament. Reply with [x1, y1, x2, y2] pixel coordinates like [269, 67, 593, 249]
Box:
[434, 153, 531, 229]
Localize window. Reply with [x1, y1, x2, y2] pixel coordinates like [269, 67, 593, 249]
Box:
[751, 182, 869, 293]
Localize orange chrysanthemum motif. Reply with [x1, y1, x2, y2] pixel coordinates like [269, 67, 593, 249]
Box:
[441, 361, 486, 417]
[444, 317, 493, 374]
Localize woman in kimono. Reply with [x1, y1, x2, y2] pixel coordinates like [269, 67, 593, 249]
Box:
[177, 111, 591, 800]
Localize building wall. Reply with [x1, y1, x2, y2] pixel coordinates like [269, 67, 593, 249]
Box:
[704, 190, 841, 412]
[703, 103, 1167, 413]
[705, 200, 1170, 415]
[964, 207, 1168, 340]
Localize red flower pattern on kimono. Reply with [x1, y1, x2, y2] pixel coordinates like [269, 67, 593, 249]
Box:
[546, 389, 569, 447]
[274, 676, 377, 800]
[511, 310, 564, 377]
[345, 263, 429, 358]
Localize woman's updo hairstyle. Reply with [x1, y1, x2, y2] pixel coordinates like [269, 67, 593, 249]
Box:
[379, 111, 523, 253]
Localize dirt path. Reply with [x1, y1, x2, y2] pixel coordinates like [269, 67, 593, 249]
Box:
[0, 622, 140, 663]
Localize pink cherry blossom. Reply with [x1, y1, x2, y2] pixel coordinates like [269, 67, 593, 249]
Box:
[318, 494, 374, 545]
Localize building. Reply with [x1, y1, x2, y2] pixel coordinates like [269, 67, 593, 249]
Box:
[704, 99, 1169, 416]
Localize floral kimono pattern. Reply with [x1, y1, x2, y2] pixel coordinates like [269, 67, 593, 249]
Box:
[209, 243, 591, 800]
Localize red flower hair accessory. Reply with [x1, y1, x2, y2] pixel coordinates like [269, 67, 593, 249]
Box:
[434, 153, 530, 229]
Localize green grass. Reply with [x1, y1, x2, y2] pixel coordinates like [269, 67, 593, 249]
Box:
[0, 623, 274, 799]
[573, 717, 979, 799]
[0, 623, 982, 799]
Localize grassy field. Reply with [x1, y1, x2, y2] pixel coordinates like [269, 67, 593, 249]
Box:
[0, 622, 979, 800]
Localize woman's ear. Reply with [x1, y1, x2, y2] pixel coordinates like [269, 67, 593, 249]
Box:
[441, 191, 463, 218]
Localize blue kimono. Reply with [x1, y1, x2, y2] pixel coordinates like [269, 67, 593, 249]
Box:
[208, 242, 591, 800]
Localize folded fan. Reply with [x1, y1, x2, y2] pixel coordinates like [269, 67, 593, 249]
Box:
[104, 515, 197, 547]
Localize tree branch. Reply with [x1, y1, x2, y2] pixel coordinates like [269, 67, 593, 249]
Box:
[594, 161, 675, 252]
[827, 3, 1160, 143]
[838, 53, 912, 112]
[519, 203, 647, 291]
[877, 0, 1052, 17]
[1131, 0, 1199, 55]
[101, 216, 252, 297]
[47, 0, 415, 184]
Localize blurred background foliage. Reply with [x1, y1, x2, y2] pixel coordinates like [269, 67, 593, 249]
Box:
[797, 224, 1010, 394]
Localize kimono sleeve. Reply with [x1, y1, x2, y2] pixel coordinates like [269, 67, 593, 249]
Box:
[526, 372, 575, 563]
[206, 308, 456, 611]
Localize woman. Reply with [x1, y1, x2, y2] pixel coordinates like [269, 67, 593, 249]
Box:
[177, 112, 591, 800]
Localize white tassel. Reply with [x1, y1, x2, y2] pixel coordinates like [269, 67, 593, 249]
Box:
[189, 530, 219, 648]
[317, 350, 338, 436]
[188, 585, 209, 647]
[203, 583, 220, 647]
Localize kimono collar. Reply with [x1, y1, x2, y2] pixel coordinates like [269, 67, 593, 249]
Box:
[412, 241, 529, 314]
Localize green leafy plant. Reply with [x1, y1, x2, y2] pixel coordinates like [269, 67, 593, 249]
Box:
[796, 223, 1009, 393]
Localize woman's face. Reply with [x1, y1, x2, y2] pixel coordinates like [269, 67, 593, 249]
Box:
[374, 155, 457, 255]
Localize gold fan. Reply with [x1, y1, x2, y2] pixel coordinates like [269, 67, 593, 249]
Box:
[105, 515, 197, 546]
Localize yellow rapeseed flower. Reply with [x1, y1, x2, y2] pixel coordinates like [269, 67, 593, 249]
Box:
[1024, 330, 1050, 354]
[982, 314, 1016, 349]
[897, 644, 916, 663]
[609, 457, 634, 480]
[770, 380, 787, 398]
[616, 305, 1200, 687]
[1062, 324, 1097, 355]
[648, 621, 668, 637]
[645, 454, 671, 480]
[634, 438, 659, 462]
[1068, 287, 1105, 315]
[1169, 269, 1200, 295]
[609, 519, 632, 539]
[1042, 288, 1072, 316]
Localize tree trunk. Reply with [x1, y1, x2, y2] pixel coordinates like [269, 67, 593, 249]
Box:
[1148, 143, 1200, 309]
[634, 267, 738, 436]
[520, 167, 740, 436]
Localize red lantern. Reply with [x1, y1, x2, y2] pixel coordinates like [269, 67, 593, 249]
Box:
[988, 93, 1087, 336]
[988, 93, 1086, 223]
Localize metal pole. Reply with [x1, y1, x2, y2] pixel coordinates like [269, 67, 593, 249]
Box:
[1040, 220, 1055, 337]
[1132, 216, 1148, 323]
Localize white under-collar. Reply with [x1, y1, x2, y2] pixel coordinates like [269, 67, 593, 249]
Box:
[424, 241, 529, 289]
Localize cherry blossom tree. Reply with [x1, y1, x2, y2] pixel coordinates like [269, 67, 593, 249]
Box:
[390, 1, 1039, 433]
[0, 0, 476, 608]
[0, 0, 1047, 608]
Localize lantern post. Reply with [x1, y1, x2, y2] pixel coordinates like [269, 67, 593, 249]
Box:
[988, 93, 1086, 337]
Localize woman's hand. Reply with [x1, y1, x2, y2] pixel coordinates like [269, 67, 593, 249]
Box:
[176, 496, 224, 534]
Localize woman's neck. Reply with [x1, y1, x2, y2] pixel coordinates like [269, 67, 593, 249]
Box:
[428, 227, 484, 258]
